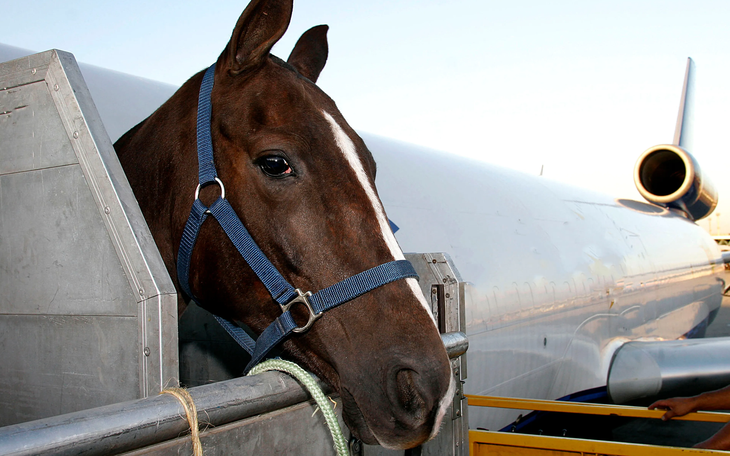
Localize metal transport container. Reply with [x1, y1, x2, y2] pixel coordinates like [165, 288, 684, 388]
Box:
[0, 49, 178, 426]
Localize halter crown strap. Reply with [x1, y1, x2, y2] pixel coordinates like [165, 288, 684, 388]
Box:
[196, 64, 217, 184]
[177, 63, 418, 374]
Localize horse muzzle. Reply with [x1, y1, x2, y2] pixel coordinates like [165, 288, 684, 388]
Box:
[339, 356, 454, 450]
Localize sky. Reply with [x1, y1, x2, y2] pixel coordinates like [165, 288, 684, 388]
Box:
[4, 0, 730, 234]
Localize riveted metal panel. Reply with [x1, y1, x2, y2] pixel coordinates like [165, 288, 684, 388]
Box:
[0, 81, 77, 173]
[0, 50, 178, 426]
[0, 165, 137, 316]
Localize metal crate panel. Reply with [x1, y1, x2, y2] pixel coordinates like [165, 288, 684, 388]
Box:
[0, 315, 140, 425]
[0, 50, 178, 427]
[0, 165, 136, 316]
[0, 81, 78, 174]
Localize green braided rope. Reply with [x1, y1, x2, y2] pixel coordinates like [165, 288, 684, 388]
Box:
[248, 359, 349, 456]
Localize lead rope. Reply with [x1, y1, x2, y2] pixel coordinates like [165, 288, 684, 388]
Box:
[248, 359, 350, 456]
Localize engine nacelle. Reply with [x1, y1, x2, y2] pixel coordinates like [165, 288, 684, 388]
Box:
[634, 144, 717, 221]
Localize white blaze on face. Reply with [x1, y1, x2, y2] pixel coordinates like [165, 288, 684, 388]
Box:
[322, 110, 437, 327]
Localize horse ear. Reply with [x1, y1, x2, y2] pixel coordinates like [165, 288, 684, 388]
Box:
[222, 0, 293, 74]
[287, 25, 329, 83]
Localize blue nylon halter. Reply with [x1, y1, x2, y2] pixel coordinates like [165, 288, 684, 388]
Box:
[177, 63, 419, 374]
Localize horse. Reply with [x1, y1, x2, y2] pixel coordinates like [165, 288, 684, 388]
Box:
[114, 0, 454, 449]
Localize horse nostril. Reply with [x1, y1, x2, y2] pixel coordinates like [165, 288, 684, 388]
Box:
[394, 369, 428, 422]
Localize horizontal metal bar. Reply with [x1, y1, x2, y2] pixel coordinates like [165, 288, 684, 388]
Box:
[469, 429, 728, 455]
[466, 395, 730, 423]
[0, 331, 465, 456]
[442, 331, 468, 359]
[0, 371, 326, 456]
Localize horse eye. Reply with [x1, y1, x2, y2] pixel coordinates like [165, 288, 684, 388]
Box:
[257, 155, 293, 178]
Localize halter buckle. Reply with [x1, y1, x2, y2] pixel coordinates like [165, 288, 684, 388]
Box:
[281, 289, 320, 334]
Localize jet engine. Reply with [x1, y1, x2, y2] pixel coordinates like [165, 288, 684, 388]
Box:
[633, 144, 717, 221]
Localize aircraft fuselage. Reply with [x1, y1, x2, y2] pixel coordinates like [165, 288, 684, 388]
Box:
[367, 133, 724, 430]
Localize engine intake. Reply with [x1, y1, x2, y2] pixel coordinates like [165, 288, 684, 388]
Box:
[634, 144, 717, 221]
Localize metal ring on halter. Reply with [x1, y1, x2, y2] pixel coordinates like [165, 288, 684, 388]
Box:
[194, 178, 226, 214]
[280, 289, 322, 334]
[194, 177, 226, 201]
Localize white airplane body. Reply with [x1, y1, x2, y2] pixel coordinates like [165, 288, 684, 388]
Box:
[1, 43, 725, 433]
[369, 132, 724, 429]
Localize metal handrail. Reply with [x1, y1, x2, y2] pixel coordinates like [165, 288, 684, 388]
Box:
[0, 371, 322, 456]
[466, 394, 730, 423]
[469, 430, 726, 456]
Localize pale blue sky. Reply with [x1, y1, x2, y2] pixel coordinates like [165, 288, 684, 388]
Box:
[5, 0, 730, 233]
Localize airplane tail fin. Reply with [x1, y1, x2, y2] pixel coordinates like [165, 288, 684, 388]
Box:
[633, 57, 717, 221]
[673, 57, 696, 150]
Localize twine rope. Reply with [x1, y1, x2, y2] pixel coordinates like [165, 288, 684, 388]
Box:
[160, 387, 203, 456]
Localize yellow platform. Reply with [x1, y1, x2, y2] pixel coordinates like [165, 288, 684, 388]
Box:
[468, 395, 730, 455]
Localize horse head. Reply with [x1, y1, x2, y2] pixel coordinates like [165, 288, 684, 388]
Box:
[115, 0, 453, 449]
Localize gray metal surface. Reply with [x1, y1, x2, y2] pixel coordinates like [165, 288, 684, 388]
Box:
[608, 337, 730, 404]
[0, 50, 177, 426]
[178, 301, 252, 387]
[442, 331, 469, 359]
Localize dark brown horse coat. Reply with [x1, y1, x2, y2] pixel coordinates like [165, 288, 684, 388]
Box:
[114, 0, 453, 449]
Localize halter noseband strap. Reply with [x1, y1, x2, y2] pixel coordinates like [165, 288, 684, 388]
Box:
[177, 64, 419, 373]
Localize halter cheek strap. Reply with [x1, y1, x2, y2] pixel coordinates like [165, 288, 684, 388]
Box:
[177, 64, 418, 374]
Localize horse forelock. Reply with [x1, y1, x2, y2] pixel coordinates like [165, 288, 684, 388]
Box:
[270, 54, 296, 73]
[214, 52, 316, 86]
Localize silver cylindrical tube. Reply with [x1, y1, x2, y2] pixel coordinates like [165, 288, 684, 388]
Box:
[608, 337, 730, 404]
